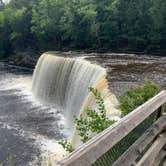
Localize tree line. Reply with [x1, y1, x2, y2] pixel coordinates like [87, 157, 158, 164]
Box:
[0, 0, 166, 58]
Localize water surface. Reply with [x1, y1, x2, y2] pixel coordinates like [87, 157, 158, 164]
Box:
[0, 62, 67, 166]
[0, 53, 166, 165]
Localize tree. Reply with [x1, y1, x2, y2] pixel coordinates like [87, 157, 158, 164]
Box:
[0, 7, 13, 57]
[31, 0, 69, 50]
[0, 0, 4, 10]
[0, 0, 166, 56]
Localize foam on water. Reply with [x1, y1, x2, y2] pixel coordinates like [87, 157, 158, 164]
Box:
[0, 66, 69, 166]
[32, 53, 121, 150]
[0, 54, 121, 165]
[32, 53, 121, 133]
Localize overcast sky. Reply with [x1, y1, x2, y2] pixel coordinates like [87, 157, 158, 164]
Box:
[2, 0, 10, 3]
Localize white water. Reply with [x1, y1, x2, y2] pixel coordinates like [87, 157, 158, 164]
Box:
[0, 63, 70, 166]
[0, 54, 121, 166]
[32, 53, 121, 132]
[1, 52, 166, 166]
[32, 53, 121, 150]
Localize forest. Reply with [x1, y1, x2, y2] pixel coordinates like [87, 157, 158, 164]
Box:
[0, 0, 166, 58]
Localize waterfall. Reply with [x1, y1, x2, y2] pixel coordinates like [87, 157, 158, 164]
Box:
[32, 53, 121, 164]
[32, 53, 120, 133]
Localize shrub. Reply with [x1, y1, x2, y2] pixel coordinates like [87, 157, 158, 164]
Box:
[120, 79, 160, 117]
[59, 87, 116, 151]
[75, 87, 116, 143]
[58, 139, 74, 153]
[59, 80, 160, 153]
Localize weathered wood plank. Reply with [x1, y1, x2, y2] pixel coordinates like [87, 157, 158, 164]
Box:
[151, 149, 166, 166]
[161, 103, 166, 116]
[113, 116, 166, 166]
[58, 90, 166, 166]
[161, 159, 166, 166]
[137, 132, 166, 166]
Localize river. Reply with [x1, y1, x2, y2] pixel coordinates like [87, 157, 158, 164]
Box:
[0, 52, 166, 166]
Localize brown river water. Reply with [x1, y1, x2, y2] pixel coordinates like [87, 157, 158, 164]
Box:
[0, 52, 165, 166]
[57, 52, 166, 96]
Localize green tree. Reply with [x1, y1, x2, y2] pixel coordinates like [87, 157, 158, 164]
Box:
[0, 7, 12, 57]
[0, 0, 166, 56]
[31, 0, 69, 50]
[0, 0, 4, 10]
[75, 87, 116, 143]
[120, 80, 160, 117]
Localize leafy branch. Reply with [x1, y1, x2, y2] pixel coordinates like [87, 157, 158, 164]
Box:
[120, 79, 160, 117]
[59, 80, 160, 153]
[75, 87, 116, 143]
[58, 139, 74, 153]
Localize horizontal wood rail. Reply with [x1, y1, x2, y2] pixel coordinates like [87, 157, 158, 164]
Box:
[58, 90, 166, 166]
[113, 116, 166, 166]
[137, 132, 166, 166]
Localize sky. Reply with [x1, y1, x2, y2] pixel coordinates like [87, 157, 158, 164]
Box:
[2, 0, 10, 3]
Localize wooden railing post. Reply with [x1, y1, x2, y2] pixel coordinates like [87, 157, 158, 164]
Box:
[157, 106, 162, 118]
[161, 103, 166, 116]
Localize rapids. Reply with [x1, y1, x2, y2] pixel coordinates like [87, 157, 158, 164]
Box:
[32, 53, 120, 134]
[0, 52, 165, 166]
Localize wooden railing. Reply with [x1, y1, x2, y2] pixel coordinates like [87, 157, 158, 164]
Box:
[58, 90, 166, 166]
[113, 116, 166, 166]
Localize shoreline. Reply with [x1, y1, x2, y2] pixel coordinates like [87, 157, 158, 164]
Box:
[1, 49, 165, 69]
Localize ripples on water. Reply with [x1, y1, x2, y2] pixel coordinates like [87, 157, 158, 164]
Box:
[53, 52, 166, 96]
[0, 53, 166, 165]
[0, 63, 68, 166]
[82, 53, 166, 96]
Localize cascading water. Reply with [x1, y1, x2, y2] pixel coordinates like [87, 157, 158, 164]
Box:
[1, 52, 165, 166]
[32, 53, 121, 134]
[32, 53, 121, 164]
